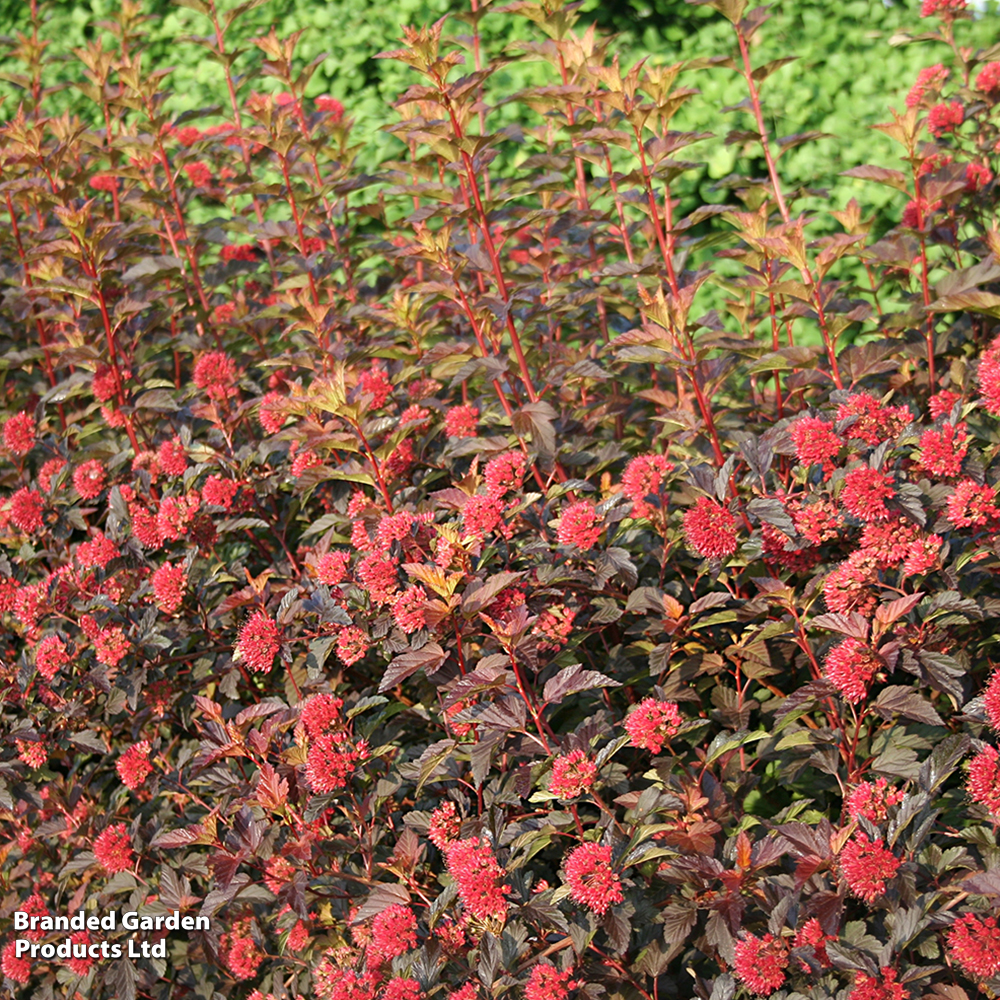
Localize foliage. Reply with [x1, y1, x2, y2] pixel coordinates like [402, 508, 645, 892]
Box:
[2, 1, 1000, 999]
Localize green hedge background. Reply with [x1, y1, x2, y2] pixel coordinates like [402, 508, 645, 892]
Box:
[2, 0, 998, 214]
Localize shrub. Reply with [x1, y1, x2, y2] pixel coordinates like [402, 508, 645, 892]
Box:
[2, 1, 1000, 999]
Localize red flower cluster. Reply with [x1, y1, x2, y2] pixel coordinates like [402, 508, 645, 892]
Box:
[839, 833, 901, 901]
[524, 963, 578, 1000]
[966, 744, 1000, 816]
[977, 61, 1000, 96]
[305, 731, 360, 792]
[621, 452, 674, 519]
[790, 415, 841, 471]
[624, 698, 682, 753]
[370, 904, 418, 963]
[849, 969, 909, 1000]
[946, 912, 1000, 978]
[116, 741, 153, 790]
[563, 842, 623, 915]
[151, 562, 187, 614]
[93, 822, 134, 873]
[557, 500, 602, 550]
[683, 496, 738, 559]
[906, 64, 949, 107]
[928, 101, 964, 136]
[920, 0, 966, 15]
[845, 778, 905, 823]
[3, 412, 35, 455]
[840, 468, 896, 523]
[733, 932, 789, 995]
[548, 749, 597, 799]
[825, 638, 881, 704]
[234, 609, 282, 673]
[443, 837, 510, 922]
[429, 801, 462, 849]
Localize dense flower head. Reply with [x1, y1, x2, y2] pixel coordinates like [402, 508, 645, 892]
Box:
[382, 979, 422, 1000]
[906, 63, 949, 107]
[2, 940, 30, 983]
[533, 605, 575, 652]
[901, 196, 942, 230]
[790, 495, 843, 544]
[902, 533, 942, 577]
[392, 585, 427, 634]
[3, 412, 35, 455]
[825, 637, 881, 704]
[444, 404, 479, 438]
[336, 625, 369, 666]
[193, 351, 239, 400]
[967, 744, 1000, 815]
[913, 421, 968, 479]
[444, 836, 510, 921]
[524, 963, 577, 1000]
[965, 161, 993, 192]
[300, 693, 344, 738]
[17, 737, 47, 767]
[38, 456, 66, 492]
[220, 243, 257, 263]
[223, 930, 263, 980]
[77, 531, 119, 569]
[860, 516, 920, 569]
[563, 842, 623, 915]
[305, 731, 360, 792]
[978, 335, 1000, 414]
[793, 917, 833, 968]
[929, 390, 961, 419]
[89, 172, 120, 192]
[159, 436, 188, 476]
[624, 698, 682, 753]
[945, 479, 1000, 527]
[258, 391, 288, 434]
[621, 452, 674, 519]
[947, 912, 1000, 978]
[557, 501, 602, 550]
[462, 494, 505, 540]
[316, 968, 378, 1000]
[235, 609, 282, 673]
[184, 161, 212, 186]
[928, 100, 964, 136]
[920, 0, 966, 15]
[34, 635, 69, 681]
[263, 856, 294, 894]
[151, 562, 187, 614]
[849, 968, 909, 1000]
[733, 932, 788, 995]
[316, 95, 344, 118]
[357, 553, 399, 604]
[202, 474, 238, 509]
[357, 363, 392, 407]
[846, 778, 905, 823]
[790, 415, 842, 471]
[370, 904, 418, 962]
[548, 749, 597, 799]
[90, 621, 129, 668]
[836, 393, 910, 444]
[840, 467, 896, 522]
[983, 668, 1000, 732]
[976, 61, 1000, 96]
[484, 452, 526, 497]
[315, 550, 350, 585]
[683, 496, 738, 559]
[94, 822, 134, 873]
[9, 487, 44, 533]
[116, 740, 153, 790]
[73, 460, 106, 500]
[839, 832, 901, 901]
[429, 800, 462, 848]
